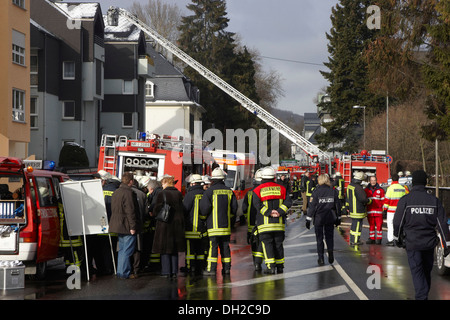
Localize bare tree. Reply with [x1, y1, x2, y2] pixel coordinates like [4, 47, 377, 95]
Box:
[129, 0, 182, 56]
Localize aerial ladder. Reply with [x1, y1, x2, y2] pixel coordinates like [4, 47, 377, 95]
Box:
[107, 7, 331, 171]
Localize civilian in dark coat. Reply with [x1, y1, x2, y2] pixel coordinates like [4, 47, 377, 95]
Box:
[110, 172, 139, 279]
[152, 175, 185, 278]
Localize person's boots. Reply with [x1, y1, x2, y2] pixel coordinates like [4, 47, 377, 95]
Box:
[328, 251, 334, 264]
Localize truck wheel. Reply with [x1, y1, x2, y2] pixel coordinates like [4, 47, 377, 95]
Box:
[435, 244, 450, 276]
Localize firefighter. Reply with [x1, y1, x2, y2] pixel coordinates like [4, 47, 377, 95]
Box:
[305, 172, 316, 207]
[300, 171, 310, 214]
[200, 168, 238, 276]
[346, 172, 370, 246]
[305, 174, 341, 265]
[252, 167, 292, 274]
[383, 172, 409, 246]
[333, 172, 345, 208]
[393, 170, 450, 300]
[291, 176, 300, 202]
[183, 174, 207, 274]
[57, 197, 84, 270]
[364, 175, 385, 244]
[242, 169, 264, 271]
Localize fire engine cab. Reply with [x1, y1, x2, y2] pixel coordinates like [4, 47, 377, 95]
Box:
[0, 157, 69, 278]
[98, 133, 216, 191]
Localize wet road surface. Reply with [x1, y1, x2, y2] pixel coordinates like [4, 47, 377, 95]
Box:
[2, 202, 450, 301]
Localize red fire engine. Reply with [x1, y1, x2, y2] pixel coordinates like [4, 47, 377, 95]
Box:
[98, 133, 216, 192]
[333, 150, 392, 188]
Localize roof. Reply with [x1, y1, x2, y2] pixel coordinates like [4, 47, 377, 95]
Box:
[146, 43, 183, 77]
[151, 78, 191, 101]
[50, 1, 100, 19]
[103, 14, 142, 42]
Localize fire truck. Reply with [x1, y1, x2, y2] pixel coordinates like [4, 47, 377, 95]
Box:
[98, 133, 216, 192]
[333, 150, 392, 188]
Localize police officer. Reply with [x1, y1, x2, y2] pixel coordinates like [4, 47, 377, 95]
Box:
[346, 172, 370, 246]
[252, 167, 292, 274]
[394, 170, 450, 300]
[183, 174, 207, 274]
[242, 169, 264, 271]
[200, 168, 238, 276]
[306, 174, 341, 265]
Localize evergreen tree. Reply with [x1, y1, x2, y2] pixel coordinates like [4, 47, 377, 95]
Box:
[178, 0, 261, 133]
[318, 0, 385, 153]
[421, 0, 450, 141]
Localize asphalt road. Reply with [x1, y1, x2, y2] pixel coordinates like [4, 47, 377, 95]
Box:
[2, 202, 450, 302]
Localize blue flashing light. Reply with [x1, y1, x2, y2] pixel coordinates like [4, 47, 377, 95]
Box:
[43, 160, 56, 171]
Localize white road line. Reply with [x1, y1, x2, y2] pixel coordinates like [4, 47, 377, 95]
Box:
[331, 258, 369, 300]
[221, 266, 333, 289]
[280, 285, 350, 300]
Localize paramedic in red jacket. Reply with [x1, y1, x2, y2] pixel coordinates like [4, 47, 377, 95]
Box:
[364, 175, 385, 244]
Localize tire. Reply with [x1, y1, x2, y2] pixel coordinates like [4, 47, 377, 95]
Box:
[435, 243, 450, 276]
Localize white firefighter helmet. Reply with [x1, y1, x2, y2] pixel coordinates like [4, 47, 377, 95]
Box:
[211, 168, 226, 180]
[254, 169, 263, 182]
[354, 171, 366, 181]
[260, 167, 276, 180]
[190, 174, 203, 184]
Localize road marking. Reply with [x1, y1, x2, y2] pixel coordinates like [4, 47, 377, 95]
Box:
[280, 285, 350, 300]
[221, 266, 333, 289]
[331, 258, 369, 300]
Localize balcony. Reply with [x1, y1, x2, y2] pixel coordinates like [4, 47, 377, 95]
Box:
[138, 55, 155, 78]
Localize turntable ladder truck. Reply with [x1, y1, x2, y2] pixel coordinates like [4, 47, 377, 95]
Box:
[106, 7, 331, 171]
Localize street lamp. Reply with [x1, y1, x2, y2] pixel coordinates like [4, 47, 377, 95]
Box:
[353, 105, 366, 150]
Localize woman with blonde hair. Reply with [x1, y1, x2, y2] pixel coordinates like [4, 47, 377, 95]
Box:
[152, 175, 185, 278]
[305, 174, 341, 266]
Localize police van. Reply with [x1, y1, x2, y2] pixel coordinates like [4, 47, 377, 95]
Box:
[0, 157, 69, 279]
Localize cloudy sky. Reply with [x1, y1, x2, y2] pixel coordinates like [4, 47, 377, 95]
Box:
[75, 0, 338, 116]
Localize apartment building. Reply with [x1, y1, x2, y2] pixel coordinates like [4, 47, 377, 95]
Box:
[29, 0, 105, 167]
[0, 0, 31, 158]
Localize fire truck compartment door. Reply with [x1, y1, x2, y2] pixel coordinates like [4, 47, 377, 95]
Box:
[35, 177, 60, 263]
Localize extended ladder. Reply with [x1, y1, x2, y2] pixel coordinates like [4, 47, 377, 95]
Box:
[107, 7, 331, 166]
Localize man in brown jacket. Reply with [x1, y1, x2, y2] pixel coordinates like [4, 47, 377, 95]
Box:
[110, 172, 139, 279]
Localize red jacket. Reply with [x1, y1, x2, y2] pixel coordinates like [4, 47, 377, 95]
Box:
[365, 183, 385, 215]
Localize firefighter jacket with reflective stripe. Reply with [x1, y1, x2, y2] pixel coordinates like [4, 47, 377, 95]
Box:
[243, 186, 258, 233]
[252, 181, 292, 233]
[394, 185, 450, 250]
[383, 182, 408, 214]
[103, 180, 120, 221]
[183, 185, 206, 239]
[306, 184, 341, 226]
[346, 181, 370, 219]
[200, 181, 237, 237]
[306, 178, 316, 197]
[333, 177, 345, 200]
[58, 202, 82, 247]
[365, 183, 385, 215]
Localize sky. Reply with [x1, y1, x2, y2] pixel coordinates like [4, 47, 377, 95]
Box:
[74, 0, 339, 116]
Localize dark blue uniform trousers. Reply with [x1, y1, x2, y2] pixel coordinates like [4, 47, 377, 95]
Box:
[406, 248, 434, 300]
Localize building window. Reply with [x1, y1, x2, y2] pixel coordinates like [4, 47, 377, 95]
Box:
[30, 53, 38, 86]
[122, 113, 133, 128]
[123, 80, 133, 95]
[63, 61, 76, 80]
[12, 0, 25, 9]
[30, 97, 38, 129]
[63, 101, 75, 119]
[12, 44, 25, 66]
[12, 89, 25, 123]
[145, 81, 154, 99]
